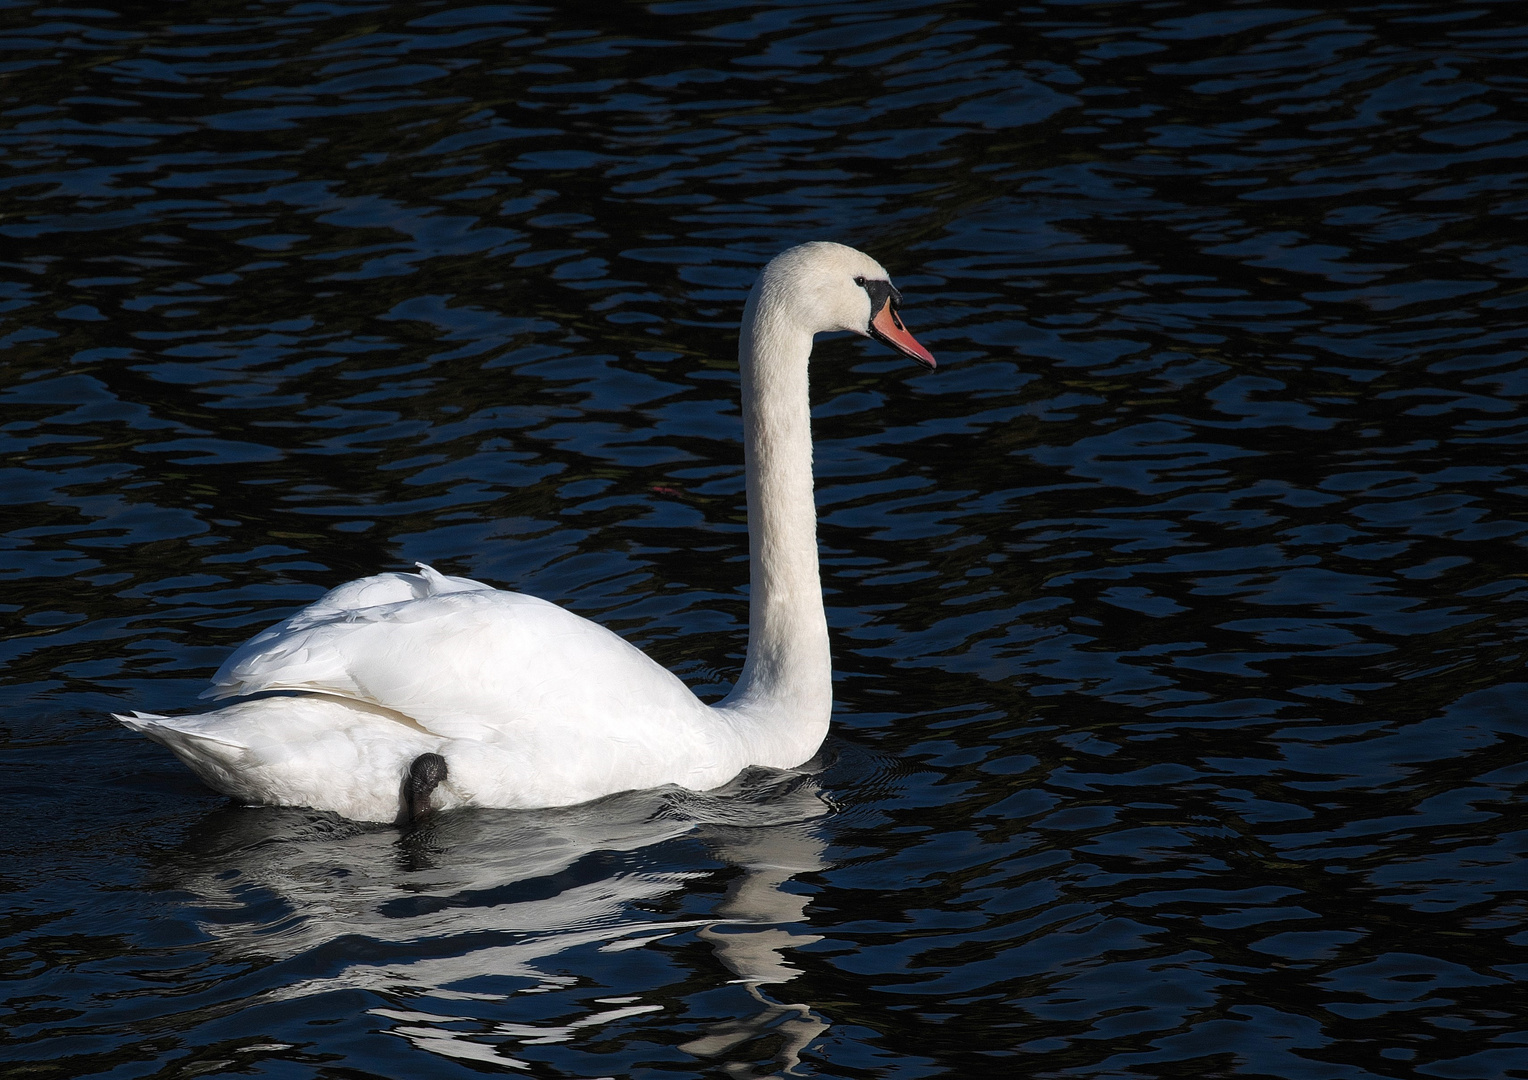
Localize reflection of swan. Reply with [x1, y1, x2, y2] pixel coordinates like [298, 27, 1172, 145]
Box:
[682, 824, 829, 1075]
[167, 773, 827, 978]
[157, 771, 835, 1073]
[116, 241, 934, 822]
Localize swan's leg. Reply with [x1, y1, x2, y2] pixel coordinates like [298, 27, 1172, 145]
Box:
[403, 752, 448, 823]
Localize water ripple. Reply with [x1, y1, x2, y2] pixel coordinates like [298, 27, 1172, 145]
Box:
[3, 0, 1527, 1076]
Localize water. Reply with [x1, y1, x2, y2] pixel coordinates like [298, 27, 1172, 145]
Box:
[3, 0, 1526, 1076]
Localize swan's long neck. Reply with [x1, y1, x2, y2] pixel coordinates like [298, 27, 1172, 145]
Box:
[717, 284, 832, 766]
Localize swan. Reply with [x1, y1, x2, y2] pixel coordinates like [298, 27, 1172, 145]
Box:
[115, 241, 936, 823]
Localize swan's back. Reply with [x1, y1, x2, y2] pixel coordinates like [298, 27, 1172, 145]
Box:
[207, 566, 713, 748]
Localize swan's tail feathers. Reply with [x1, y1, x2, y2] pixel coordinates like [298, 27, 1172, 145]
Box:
[114, 709, 166, 724]
[113, 710, 256, 802]
[112, 709, 169, 732]
[113, 711, 249, 750]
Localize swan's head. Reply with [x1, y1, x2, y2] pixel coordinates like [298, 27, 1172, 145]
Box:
[756, 241, 936, 369]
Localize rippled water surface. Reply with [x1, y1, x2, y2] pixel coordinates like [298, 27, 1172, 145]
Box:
[4, 1, 1528, 1076]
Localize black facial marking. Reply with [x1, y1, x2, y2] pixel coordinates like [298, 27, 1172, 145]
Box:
[857, 277, 903, 330]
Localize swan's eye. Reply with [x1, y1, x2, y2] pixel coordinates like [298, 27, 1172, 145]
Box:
[853, 276, 866, 287]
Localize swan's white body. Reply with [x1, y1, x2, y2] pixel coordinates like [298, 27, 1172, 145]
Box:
[116, 242, 934, 822]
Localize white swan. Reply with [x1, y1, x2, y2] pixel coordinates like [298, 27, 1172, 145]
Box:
[115, 241, 936, 823]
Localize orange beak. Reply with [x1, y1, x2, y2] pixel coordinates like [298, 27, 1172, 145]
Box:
[870, 299, 936, 369]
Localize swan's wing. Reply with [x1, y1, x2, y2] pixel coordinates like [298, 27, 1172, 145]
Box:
[225, 563, 496, 656]
[306, 563, 493, 615]
[203, 579, 705, 743]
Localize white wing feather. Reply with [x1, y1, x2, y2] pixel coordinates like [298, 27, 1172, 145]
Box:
[202, 565, 710, 747]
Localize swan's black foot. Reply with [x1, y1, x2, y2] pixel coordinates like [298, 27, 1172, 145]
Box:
[404, 752, 449, 824]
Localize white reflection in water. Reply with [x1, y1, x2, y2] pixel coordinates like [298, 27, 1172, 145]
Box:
[160, 769, 832, 1074]
[681, 823, 829, 1075]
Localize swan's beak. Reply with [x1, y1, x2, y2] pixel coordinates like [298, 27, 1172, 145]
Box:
[870, 300, 936, 369]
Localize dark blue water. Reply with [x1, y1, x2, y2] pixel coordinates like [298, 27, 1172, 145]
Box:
[3, 1, 1527, 1076]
